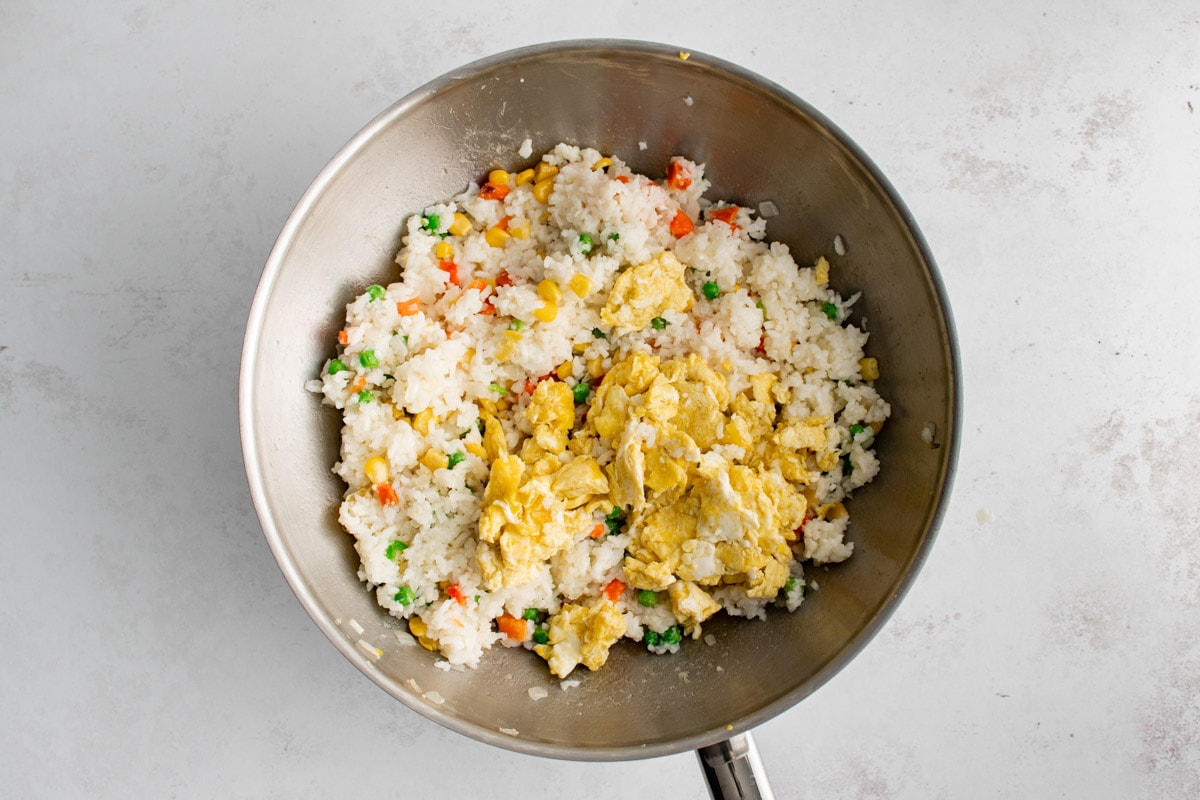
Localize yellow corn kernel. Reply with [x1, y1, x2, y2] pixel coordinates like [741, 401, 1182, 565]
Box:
[496, 397, 511, 412]
[448, 212, 472, 236]
[536, 279, 562, 304]
[587, 357, 605, 379]
[496, 341, 515, 362]
[420, 448, 449, 471]
[532, 177, 555, 203]
[391, 405, 406, 420]
[435, 241, 454, 260]
[533, 301, 558, 323]
[815, 256, 830, 286]
[573, 342, 590, 354]
[413, 409, 434, 436]
[870, 420, 884, 435]
[364, 456, 390, 485]
[485, 226, 511, 247]
[465, 441, 486, 459]
[732, 284, 741, 292]
[509, 219, 530, 239]
[461, 348, 476, 365]
[533, 162, 559, 182]
[488, 169, 510, 185]
[821, 501, 848, 521]
[859, 357, 880, 381]
[556, 360, 574, 380]
[591, 157, 613, 171]
[417, 635, 438, 651]
[567, 273, 592, 298]
[514, 168, 535, 187]
[503, 329, 523, 342]
[408, 617, 427, 637]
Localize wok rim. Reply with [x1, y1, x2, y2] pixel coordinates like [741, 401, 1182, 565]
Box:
[239, 37, 962, 761]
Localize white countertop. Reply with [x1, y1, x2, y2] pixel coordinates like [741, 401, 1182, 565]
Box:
[3, 2, 1198, 797]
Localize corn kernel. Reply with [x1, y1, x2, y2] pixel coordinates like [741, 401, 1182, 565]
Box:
[573, 343, 590, 354]
[588, 357, 605, 379]
[485, 226, 511, 247]
[822, 501, 849, 521]
[514, 168, 535, 186]
[496, 397, 511, 412]
[533, 301, 558, 323]
[567, 273, 592, 298]
[435, 241, 453, 259]
[859, 357, 880, 381]
[448, 212, 472, 236]
[496, 341, 514, 362]
[417, 635, 438, 651]
[532, 177, 555, 203]
[591, 157, 613, 171]
[465, 441, 486, 459]
[534, 162, 559, 182]
[462, 348, 476, 364]
[413, 409, 434, 436]
[364, 456, 390, 485]
[408, 617, 427, 637]
[815, 256, 830, 286]
[556, 360, 573, 380]
[870, 420, 884, 435]
[421, 448, 449, 471]
[392, 405, 406, 420]
[488, 169, 510, 185]
[509, 219, 530, 239]
[536, 279, 562, 303]
[503, 329, 523, 342]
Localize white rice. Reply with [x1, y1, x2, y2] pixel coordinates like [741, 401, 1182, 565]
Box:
[314, 143, 890, 676]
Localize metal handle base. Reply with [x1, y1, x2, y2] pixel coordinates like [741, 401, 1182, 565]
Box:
[696, 732, 775, 800]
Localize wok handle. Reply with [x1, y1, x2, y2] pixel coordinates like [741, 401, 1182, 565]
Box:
[696, 732, 775, 800]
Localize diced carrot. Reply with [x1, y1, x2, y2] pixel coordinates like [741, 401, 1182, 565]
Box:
[496, 215, 511, 231]
[496, 613, 527, 641]
[603, 578, 626, 602]
[589, 523, 606, 540]
[481, 297, 497, 315]
[437, 260, 461, 286]
[446, 583, 467, 606]
[666, 160, 692, 190]
[479, 182, 510, 201]
[524, 378, 537, 394]
[669, 209, 695, 237]
[495, 271, 514, 287]
[710, 206, 739, 225]
[349, 375, 367, 393]
[614, 175, 630, 184]
[337, 329, 349, 345]
[466, 278, 488, 292]
[375, 483, 399, 506]
[396, 297, 421, 316]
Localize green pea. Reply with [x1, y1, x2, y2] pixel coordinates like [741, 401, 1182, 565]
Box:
[359, 349, 379, 369]
[650, 317, 667, 330]
[385, 541, 408, 561]
[663, 625, 682, 645]
[636, 590, 658, 607]
[702, 282, 720, 300]
[572, 382, 591, 404]
[821, 302, 838, 320]
[393, 586, 415, 605]
[367, 284, 385, 301]
[327, 359, 348, 375]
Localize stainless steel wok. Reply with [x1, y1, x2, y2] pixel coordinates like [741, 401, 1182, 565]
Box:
[239, 40, 960, 799]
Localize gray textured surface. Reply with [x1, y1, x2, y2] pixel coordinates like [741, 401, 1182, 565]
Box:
[3, 2, 1198, 797]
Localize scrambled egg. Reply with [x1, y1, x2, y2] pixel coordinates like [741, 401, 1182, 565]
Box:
[582, 353, 823, 633]
[534, 601, 626, 677]
[473, 334, 833, 676]
[600, 252, 693, 333]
